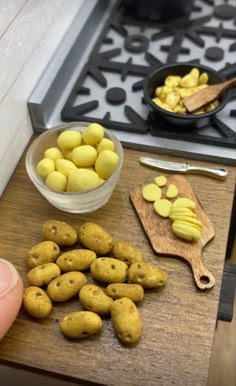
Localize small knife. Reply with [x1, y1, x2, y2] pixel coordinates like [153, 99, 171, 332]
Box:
[139, 157, 228, 180]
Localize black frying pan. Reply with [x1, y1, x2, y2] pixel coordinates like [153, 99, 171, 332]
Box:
[143, 63, 229, 129]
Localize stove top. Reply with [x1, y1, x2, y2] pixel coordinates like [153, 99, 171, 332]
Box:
[28, 0, 236, 164]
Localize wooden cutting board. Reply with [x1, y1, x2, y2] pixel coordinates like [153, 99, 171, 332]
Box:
[130, 175, 215, 290]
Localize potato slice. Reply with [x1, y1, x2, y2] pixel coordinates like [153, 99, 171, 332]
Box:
[154, 199, 172, 218]
[190, 68, 200, 82]
[180, 74, 198, 88]
[198, 72, 208, 85]
[164, 75, 181, 88]
[173, 105, 187, 114]
[154, 175, 167, 187]
[166, 184, 178, 199]
[172, 197, 196, 211]
[142, 183, 162, 202]
[165, 92, 180, 110]
[172, 221, 201, 241]
[169, 208, 197, 220]
[169, 216, 203, 230]
[170, 207, 196, 216]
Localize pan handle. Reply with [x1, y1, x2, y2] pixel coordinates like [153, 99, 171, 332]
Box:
[189, 255, 215, 290]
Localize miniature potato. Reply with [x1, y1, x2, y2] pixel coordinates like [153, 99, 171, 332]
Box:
[27, 263, 61, 287]
[25, 241, 60, 269]
[72, 145, 97, 167]
[154, 175, 167, 187]
[106, 283, 144, 303]
[128, 262, 167, 289]
[36, 158, 55, 179]
[45, 171, 67, 192]
[23, 287, 52, 319]
[95, 150, 119, 180]
[111, 297, 142, 345]
[60, 311, 102, 339]
[47, 271, 87, 302]
[142, 183, 162, 202]
[44, 147, 64, 162]
[78, 222, 113, 255]
[166, 184, 178, 199]
[154, 199, 172, 218]
[90, 258, 128, 284]
[79, 284, 113, 315]
[56, 249, 97, 272]
[56, 159, 77, 177]
[42, 219, 77, 246]
[112, 241, 144, 265]
[96, 138, 115, 154]
[82, 123, 104, 145]
[63, 149, 73, 161]
[67, 169, 100, 192]
[57, 130, 82, 150]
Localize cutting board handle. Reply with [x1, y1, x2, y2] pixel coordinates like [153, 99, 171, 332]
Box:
[189, 255, 215, 290]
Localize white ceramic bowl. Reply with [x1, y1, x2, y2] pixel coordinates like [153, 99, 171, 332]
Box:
[25, 122, 124, 213]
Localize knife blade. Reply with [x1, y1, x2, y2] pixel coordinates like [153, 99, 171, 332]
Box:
[139, 157, 228, 180]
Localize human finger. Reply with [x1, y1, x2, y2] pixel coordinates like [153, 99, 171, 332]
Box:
[0, 258, 23, 340]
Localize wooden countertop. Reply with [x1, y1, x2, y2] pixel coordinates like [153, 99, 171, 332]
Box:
[0, 140, 235, 386]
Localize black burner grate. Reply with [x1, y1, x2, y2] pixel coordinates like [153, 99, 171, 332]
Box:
[61, 0, 236, 149]
[149, 112, 236, 149]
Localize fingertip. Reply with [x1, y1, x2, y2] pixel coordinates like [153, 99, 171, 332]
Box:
[0, 266, 23, 340]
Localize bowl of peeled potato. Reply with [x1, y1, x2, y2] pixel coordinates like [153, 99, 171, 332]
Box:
[26, 122, 124, 213]
[143, 63, 228, 128]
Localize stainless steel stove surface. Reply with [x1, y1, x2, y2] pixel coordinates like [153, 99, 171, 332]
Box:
[28, 0, 236, 164]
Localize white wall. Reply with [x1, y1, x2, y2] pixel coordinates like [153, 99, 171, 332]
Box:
[0, 0, 84, 196]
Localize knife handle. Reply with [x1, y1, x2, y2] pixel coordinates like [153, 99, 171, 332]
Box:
[186, 165, 228, 180]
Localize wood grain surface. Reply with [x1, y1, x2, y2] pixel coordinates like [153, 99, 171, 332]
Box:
[130, 175, 215, 290]
[0, 140, 235, 386]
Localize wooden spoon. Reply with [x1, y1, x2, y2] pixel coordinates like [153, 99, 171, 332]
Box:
[183, 77, 236, 113]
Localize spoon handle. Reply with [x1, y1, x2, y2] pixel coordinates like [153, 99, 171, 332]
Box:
[219, 77, 236, 93]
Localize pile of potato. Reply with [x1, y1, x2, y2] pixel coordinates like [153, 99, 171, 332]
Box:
[152, 67, 219, 115]
[142, 175, 203, 241]
[23, 220, 167, 345]
[36, 123, 120, 193]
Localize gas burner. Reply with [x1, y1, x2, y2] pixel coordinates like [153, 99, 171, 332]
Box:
[199, 22, 236, 43]
[149, 113, 236, 149]
[106, 87, 126, 104]
[124, 34, 149, 53]
[205, 46, 224, 61]
[214, 4, 236, 20]
[60, 0, 236, 154]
